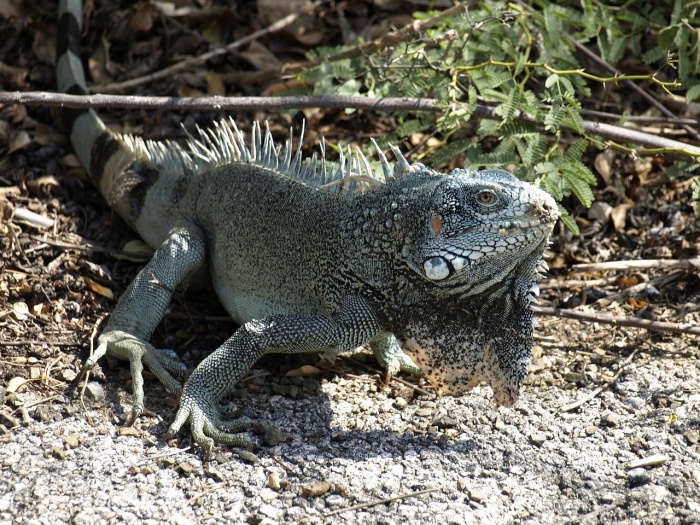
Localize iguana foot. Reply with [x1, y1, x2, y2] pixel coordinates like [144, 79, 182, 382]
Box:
[84, 330, 186, 424]
[166, 391, 251, 459]
[370, 334, 423, 384]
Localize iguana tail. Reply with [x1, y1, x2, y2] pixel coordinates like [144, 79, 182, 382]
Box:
[56, 1, 142, 224]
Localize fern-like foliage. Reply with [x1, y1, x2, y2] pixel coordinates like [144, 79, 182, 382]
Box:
[293, 1, 700, 231]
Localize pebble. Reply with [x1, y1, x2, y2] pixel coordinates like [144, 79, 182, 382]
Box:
[528, 432, 547, 446]
[627, 468, 651, 487]
[268, 472, 281, 491]
[300, 481, 331, 497]
[85, 382, 105, 400]
[239, 451, 259, 464]
[684, 430, 699, 445]
[601, 411, 620, 427]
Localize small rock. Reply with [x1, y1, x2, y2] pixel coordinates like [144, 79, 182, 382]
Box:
[268, 472, 281, 491]
[33, 405, 52, 422]
[204, 465, 225, 482]
[302, 377, 319, 392]
[29, 367, 42, 379]
[564, 372, 584, 383]
[300, 481, 331, 497]
[601, 410, 620, 427]
[176, 461, 195, 476]
[683, 430, 699, 445]
[394, 397, 408, 409]
[63, 404, 80, 417]
[332, 483, 351, 498]
[415, 408, 432, 417]
[117, 426, 140, 437]
[64, 434, 80, 449]
[59, 369, 78, 382]
[627, 467, 651, 487]
[239, 451, 259, 464]
[468, 488, 485, 502]
[85, 382, 105, 400]
[52, 446, 66, 459]
[627, 454, 669, 469]
[432, 415, 458, 429]
[587, 201, 612, 223]
[494, 417, 505, 431]
[585, 425, 598, 435]
[263, 426, 289, 447]
[528, 432, 547, 447]
[647, 484, 669, 503]
[259, 504, 282, 519]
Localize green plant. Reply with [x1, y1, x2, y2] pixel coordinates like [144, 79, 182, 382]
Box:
[296, 0, 700, 233]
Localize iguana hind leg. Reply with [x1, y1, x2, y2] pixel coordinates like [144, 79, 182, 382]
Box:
[81, 222, 207, 424]
[167, 295, 383, 457]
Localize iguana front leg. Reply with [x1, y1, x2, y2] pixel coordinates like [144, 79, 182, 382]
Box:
[369, 333, 423, 383]
[79, 222, 207, 424]
[166, 296, 384, 457]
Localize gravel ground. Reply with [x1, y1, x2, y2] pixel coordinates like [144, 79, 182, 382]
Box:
[1, 322, 699, 525]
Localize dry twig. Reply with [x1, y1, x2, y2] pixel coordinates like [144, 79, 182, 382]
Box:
[2, 91, 699, 160]
[537, 306, 700, 337]
[325, 488, 441, 517]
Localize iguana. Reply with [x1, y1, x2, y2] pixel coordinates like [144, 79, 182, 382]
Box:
[57, 0, 559, 456]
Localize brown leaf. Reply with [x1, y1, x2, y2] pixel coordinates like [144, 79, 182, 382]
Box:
[129, 3, 157, 33]
[610, 203, 631, 232]
[593, 149, 615, 186]
[9, 130, 31, 153]
[240, 41, 282, 72]
[619, 276, 639, 288]
[83, 277, 114, 299]
[285, 365, 323, 377]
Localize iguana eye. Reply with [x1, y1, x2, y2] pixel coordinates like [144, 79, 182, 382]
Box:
[478, 190, 497, 206]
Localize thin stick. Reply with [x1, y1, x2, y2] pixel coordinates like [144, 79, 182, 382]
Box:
[536, 306, 700, 337]
[325, 488, 440, 517]
[559, 347, 640, 413]
[571, 259, 699, 272]
[2, 92, 699, 159]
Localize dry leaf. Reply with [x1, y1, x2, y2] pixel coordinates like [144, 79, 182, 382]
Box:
[9, 131, 31, 153]
[129, 2, 157, 33]
[113, 239, 154, 262]
[610, 203, 631, 231]
[593, 149, 615, 186]
[240, 41, 282, 72]
[285, 365, 323, 377]
[84, 277, 114, 299]
[6, 376, 29, 393]
[619, 276, 639, 288]
[32, 303, 49, 316]
[12, 301, 29, 320]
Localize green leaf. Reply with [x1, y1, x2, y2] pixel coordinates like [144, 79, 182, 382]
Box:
[686, 84, 700, 101]
[558, 207, 579, 235]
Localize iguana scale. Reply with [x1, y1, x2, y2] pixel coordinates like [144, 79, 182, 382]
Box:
[57, 0, 560, 456]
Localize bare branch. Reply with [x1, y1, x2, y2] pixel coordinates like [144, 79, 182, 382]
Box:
[2, 91, 700, 160]
[536, 306, 700, 337]
[571, 259, 700, 272]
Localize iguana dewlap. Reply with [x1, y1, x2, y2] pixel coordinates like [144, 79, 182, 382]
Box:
[57, 0, 559, 456]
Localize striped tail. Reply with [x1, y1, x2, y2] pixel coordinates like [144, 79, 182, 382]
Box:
[56, 0, 144, 227]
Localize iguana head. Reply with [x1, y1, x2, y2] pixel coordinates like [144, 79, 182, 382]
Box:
[407, 168, 559, 298]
